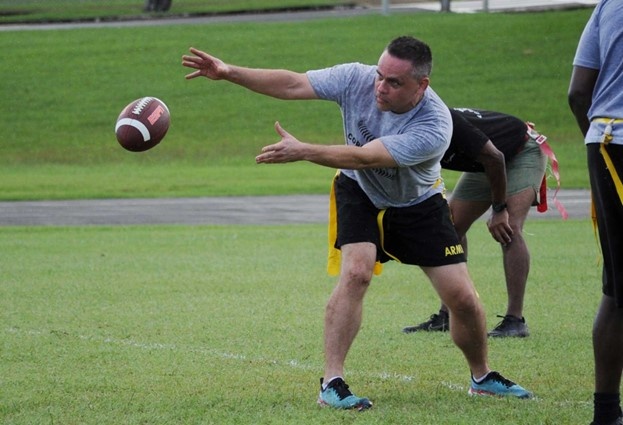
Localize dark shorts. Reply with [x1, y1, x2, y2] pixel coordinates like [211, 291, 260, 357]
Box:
[587, 143, 623, 307]
[334, 173, 466, 267]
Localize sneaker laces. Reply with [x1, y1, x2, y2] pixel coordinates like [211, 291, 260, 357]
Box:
[325, 378, 353, 399]
[428, 313, 441, 322]
[480, 371, 516, 388]
[493, 314, 523, 327]
[427, 312, 448, 324]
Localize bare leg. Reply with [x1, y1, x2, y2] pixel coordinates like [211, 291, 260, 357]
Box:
[323, 242, 376, 380]
[449, 189, 535, 320]
[591, 295, 623, 423]
[594, 295, 623, 393]
[423, 263, 489, 377]
[500, 188, 535, 318]
[436, 199, 490, 315]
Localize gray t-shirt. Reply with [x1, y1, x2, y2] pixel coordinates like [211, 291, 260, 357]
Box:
[573, 0, 623, 145]
[307, 62, 452, 209]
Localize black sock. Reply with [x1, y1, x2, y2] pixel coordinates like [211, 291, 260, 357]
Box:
[594, 392, 621, 424]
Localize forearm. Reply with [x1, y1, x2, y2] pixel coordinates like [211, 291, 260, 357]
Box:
[484, 161, 507, 205]
[225, 66, 315, 100]
[479, 147, 511, 243]
[568, 65, 598, 137]
[569, 98, 591, 137]
[256, 127, 398, 169]
[302, 144, 392, 170]
[477, 142, 507, 204]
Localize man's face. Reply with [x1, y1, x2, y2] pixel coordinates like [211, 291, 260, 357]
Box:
[374, 51, 429, 114]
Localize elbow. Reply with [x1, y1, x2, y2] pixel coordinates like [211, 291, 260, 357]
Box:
[567, 90, 580, 112]
[478, 144, 505, 169]
[490, 149, 505, 164]
[568, 89, 591, 115]
[568, 65, 597, 115]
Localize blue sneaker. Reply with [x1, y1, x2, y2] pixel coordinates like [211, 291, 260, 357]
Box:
[468, 371, 533, 399]
[317, 377, 372, 410]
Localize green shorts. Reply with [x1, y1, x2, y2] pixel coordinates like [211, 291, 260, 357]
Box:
[451, 138, 547, 203]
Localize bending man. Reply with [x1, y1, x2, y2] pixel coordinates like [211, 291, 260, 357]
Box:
[403, 108, 547, 338]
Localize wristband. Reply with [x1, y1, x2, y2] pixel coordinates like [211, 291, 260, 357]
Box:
[492, 202, 507, 213]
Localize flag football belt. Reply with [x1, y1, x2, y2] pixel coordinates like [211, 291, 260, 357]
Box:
[327, 171, 384, 276]
[589, 118, 623, 250]
[592, 118, 623, 205]
[526, 122, 568, 219]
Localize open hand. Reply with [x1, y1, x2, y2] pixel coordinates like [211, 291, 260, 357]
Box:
[256, 122, 306, 164]
[182, 47, 228, 80]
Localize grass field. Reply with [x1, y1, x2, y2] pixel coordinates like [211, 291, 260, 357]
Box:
[0, 3, 605, 424]
[0, 219, 602, 424]
[0, 8, 593, 200]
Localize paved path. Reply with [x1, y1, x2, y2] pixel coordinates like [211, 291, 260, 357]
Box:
[0, 190, 589, 226]
[398, 0, 598, 13]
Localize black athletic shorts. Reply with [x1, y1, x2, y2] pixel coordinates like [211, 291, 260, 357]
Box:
[587, 143, 623, 307]
[334, 173, 466, 267]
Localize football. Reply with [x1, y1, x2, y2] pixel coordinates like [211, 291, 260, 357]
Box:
[115, 97, 170, 152]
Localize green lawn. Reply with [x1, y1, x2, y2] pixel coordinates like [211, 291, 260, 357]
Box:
[0, 4, 603, 425]
[0, 8, 593, 200]
[0, 219, 601, 424]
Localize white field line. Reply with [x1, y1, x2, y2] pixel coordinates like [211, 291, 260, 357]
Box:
[7, 326, 591, 406]
[5, 326, 417, 383]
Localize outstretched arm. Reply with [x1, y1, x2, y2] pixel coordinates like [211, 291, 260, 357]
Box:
[182, 47, 318, 100]
[256, 122, 398, 169]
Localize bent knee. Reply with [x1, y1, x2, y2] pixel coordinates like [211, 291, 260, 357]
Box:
[341, 266, 374, 286]
[445, 289, 482, 316]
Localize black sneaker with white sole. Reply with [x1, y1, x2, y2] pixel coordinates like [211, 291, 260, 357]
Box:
[402, 310, 449, 333]
[487, 315, 530, 338]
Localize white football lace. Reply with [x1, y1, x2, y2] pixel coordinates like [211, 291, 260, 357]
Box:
[131, 97, 153, 115]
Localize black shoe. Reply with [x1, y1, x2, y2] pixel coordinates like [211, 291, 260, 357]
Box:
[402, 311, 449, 333]
[488, 315, 530, 338]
